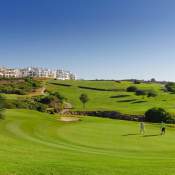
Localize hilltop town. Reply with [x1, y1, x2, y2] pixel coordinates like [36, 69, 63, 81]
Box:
[0, 66, 76, 80]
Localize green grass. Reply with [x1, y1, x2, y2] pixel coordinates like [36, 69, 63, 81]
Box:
[46, 80, 175, 115]
[3, 79, 175, 115]
[1, 109, 175, 175]
[2, 93, 22, 100]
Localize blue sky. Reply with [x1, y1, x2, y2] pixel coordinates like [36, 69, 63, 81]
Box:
[0, 0, 175, 80]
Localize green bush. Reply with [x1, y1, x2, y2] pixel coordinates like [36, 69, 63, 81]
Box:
[147, 90, 157, 97]
[165, 82, 175, 93]
[135, 89, 146, 96]
[0, 95, 5, 119]
[35, 103, 47, 112]
[0, 78, 41, 95]
[34, 92, 65, 113]
[145, 107, 170, 123]
[4, 100, 16, 109]
[134, 80, 141, 84]
[127, 86, 138, 92]
[50, 92, 65, 102]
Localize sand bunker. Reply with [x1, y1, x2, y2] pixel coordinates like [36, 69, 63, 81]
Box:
[59, 116, 80, 122]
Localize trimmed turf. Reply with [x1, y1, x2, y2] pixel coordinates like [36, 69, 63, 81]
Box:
[1, 109, 175, 175]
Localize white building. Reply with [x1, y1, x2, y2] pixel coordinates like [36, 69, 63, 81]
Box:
[0, 67, 21, 78]
[0, 66, 76, 80]
[56, 69, 75, 80]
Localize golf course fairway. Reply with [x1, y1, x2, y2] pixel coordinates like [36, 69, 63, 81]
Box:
[1, 109, 175, 175]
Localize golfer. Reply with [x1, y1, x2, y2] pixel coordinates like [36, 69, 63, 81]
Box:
[140, 122, 145, 135]
[161, 121, 166, 135]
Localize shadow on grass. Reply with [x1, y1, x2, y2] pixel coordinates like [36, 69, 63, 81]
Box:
[117, 99, 137, 103]
[143, 134, 160, 137]
[132, 100, 146, 104]
[110, 95, 130, 98]
[122, 134, 160, 137]
[122, 133, 138, 136]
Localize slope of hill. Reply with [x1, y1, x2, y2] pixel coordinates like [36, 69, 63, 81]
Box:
[2, 79, 175, 116]
[46, 80, 175, 115]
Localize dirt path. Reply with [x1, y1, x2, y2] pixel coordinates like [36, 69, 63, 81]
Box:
[41, 87, 46, 95]
[28, 86, 46, 97]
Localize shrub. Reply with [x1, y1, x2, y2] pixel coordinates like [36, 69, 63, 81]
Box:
[35, 103, 47, 112]
[127, 86, 138, 92]
[0, 95, 5, 119]
[37, 95, 53, 104]
[34, 92, 65, 113]
[4, 100, 16, 109]
[135, 89, 146, 96]
[145, 107, 170, 123]
[165, 82, 175, 93]
[0, 78, 41, 95]
[50, 92, 65, 102]
[147, 90, 157, 97]
[14, 100, 29, 109]
[134, 80, 141, 84]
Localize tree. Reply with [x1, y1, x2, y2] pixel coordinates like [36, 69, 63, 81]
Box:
[79, 93, 89, 109]
[0, 95, 5, 119]
[145, 107, 170, 123]
[150, 78, 156, 82]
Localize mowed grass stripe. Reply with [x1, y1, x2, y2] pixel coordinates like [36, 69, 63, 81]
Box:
[4, 110, 127, 155]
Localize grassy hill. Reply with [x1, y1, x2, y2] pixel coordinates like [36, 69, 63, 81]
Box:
[46, 80, 175, 115]
[1, 109, 175, 175]
[1, 79, 175, 175]
[2, 79, 175, 116]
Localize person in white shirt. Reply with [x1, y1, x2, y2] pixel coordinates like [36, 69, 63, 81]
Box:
[140, 122, 145, 135]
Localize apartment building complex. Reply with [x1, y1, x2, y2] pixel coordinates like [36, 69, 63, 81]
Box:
[0, 67, 76, 80]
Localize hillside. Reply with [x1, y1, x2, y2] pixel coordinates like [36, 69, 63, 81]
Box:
[46, 80, 175, 115]
[2, 79, 175, 116]
[1, 109, 175, 175]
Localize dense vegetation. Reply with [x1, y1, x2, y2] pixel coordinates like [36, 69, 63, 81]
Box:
[34, 92, 65, 113]
[165, 82, 175, 93]
[3, 93, 65, 114]
[0, 78, 66, 114]
[0, 95, 5, 119]
[145, 107, 171, 123]
[0, 78, 41, 95]
[126, 86, 138, 92]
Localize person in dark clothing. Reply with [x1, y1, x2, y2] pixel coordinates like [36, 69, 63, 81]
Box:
[161, 122, 166, 135]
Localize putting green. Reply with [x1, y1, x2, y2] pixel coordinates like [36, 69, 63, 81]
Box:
[1, 109, 175, 175]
